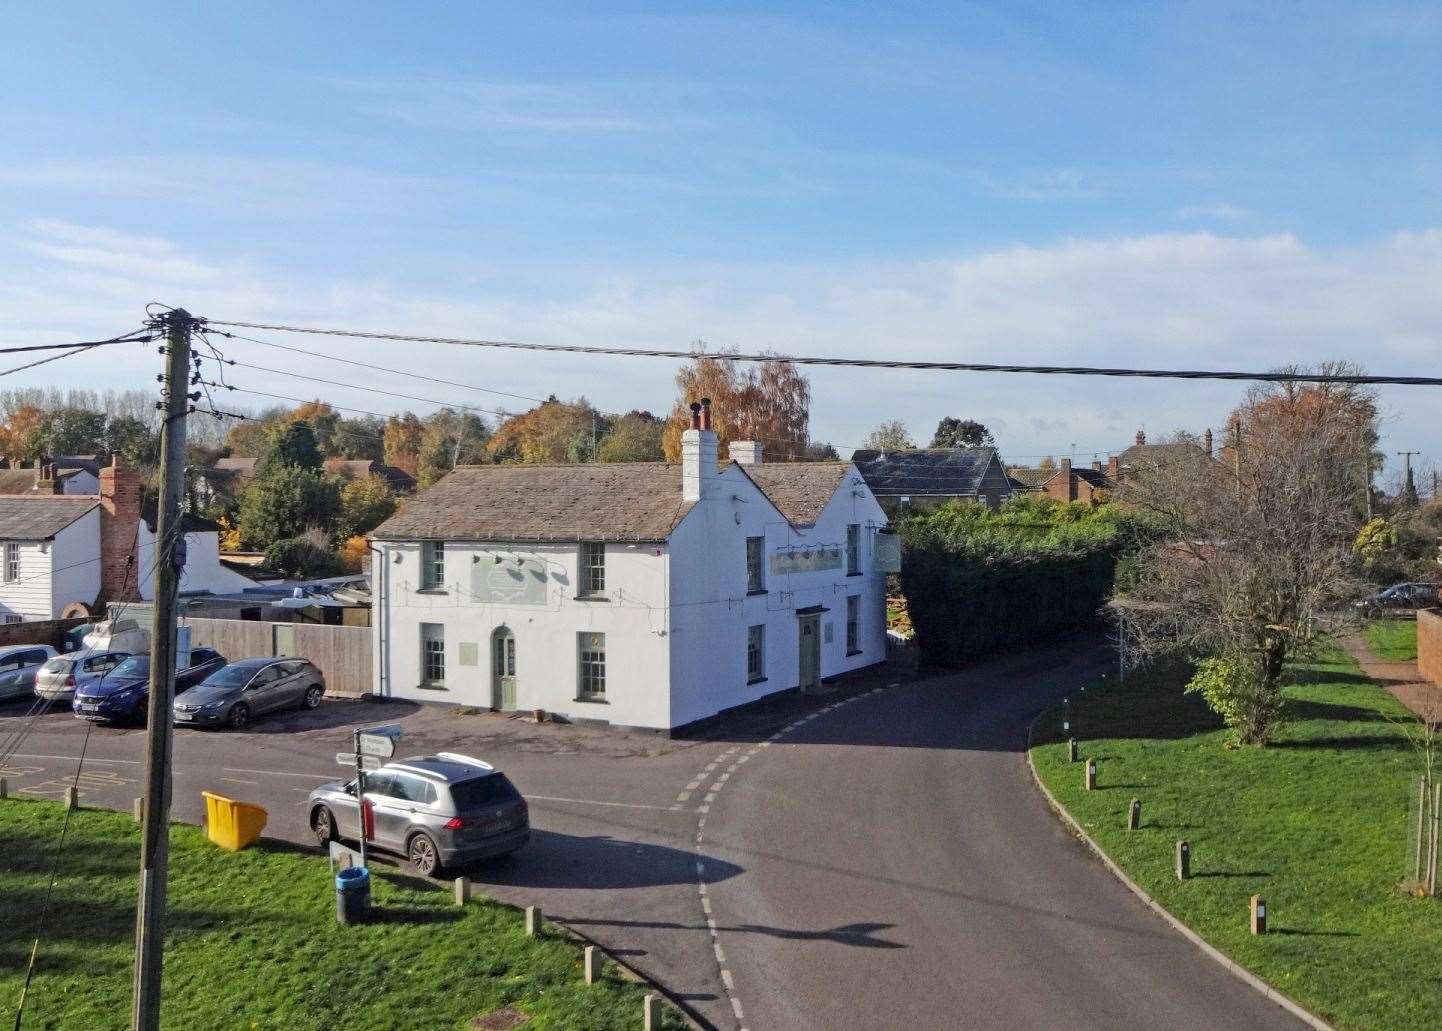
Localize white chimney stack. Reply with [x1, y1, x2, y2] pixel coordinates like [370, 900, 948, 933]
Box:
[730, 440, 763, 466]
[682, 398, 718, 502]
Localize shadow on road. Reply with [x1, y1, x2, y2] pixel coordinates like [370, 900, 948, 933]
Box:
[560, 915, 906, 949]
[471, 829, 743, 890]
[175, 697, 424, 735]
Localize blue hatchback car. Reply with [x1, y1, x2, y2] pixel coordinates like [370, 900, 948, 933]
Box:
[73, 648, 227, 724]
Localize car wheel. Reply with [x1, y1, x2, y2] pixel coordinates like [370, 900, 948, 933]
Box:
[311, 805, 336, 845]
[226, 703, 250, 730]
[302, 685, 323, 710]
[408, 832, 442, 877]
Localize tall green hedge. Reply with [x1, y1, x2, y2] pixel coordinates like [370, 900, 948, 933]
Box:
[898, 497, 1155, 664]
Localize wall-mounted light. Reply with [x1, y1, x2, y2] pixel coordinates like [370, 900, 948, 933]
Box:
[392, 552, 403, 564]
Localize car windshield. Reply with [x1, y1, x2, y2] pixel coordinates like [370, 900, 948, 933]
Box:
[113, 656, 149, 678]
[42, 658, 74, 673]
[448, 774, 521, 809]
[204, 665, 258, 688]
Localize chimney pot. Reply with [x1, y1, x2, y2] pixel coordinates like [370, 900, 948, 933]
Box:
[1203, 428, 1214, 456]
[689, 402, 702, 430]
[699, 397, 712, 431]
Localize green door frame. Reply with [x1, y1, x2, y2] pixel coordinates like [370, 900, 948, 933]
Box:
[492, 627, 517, 710]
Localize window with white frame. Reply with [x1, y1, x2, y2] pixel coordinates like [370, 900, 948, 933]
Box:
[846, 524, 861, 575]
[420, 541, 445, 590]
[746, 536, 764, 593]
[577, 631, 606, 700]
[3, 543, 18, 583]
[846, 595, 860, 654]
[579, 541, 606, 596]
[420, 623, 445, 685]
[2, 614, 21, 625]
[747, 624, 765, 682]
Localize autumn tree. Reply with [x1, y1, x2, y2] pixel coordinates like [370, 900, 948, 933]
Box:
[335, 475, 398, 539]
[332, 416, 386, 461]
[931, 417, 994, 449]
[660, 350, 811, 462]
[1119, 365, 1378, 745]
[0, 404, 47, 460]
[487, 397, 598, 464]
[418, 408, 490, 486]
[384, 413, 425, 475]
[288, 401, 341, 455]
[597, 410, 664, 462]
[258, 420, 324, 473]
[863, 420, 915, 451]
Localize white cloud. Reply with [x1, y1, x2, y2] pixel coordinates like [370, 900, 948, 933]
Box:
[4, 222, 1440, 474]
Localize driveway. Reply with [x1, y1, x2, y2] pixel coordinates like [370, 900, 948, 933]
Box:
[0, 640, 1304, 1030]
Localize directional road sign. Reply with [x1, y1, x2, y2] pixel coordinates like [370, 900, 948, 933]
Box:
[336, 752, 382, 771]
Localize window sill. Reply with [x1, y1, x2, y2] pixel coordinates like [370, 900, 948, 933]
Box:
[747, 676, 768, 686]
[845, 649, 863, 657]
[746, 589, 768, 597]
[417, 682, 448, 691]
[573, 594, 610, 602]
[573, 695, 609, 705]
[845, 571, 863, 578]
[414, 588, 448, 596]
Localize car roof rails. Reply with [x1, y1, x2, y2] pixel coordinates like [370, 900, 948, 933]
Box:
[433, 752, 495, 771]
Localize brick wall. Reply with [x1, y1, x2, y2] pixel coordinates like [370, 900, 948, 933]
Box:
[98, 453, 142, 604]
[1419, 608, 1442, 688]
[0, 617, 90, 651]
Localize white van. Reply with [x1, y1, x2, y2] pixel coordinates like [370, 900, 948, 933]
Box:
[81, 618, 150, 655]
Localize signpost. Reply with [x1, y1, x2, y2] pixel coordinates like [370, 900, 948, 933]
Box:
[335, 725, 405, 871]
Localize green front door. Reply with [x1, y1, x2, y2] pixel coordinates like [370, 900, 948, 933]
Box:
[798, 613, 821, 693]
[492, 628, 517, 710]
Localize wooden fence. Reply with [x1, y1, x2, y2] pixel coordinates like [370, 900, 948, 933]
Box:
[1419, 608, 1442, 690]
[182, 617, 372, 697]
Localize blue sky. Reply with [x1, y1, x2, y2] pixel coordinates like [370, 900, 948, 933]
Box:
[3, 2, 1440, 478]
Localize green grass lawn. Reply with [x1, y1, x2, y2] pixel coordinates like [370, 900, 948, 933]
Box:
[0, 801, 683, 1030]
[1031, 646, 1440, 1030]
[1366, 618, 1419, 663]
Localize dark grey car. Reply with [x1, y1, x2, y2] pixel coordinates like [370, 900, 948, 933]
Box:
[0, 645, 58, 702]
[307, 753, 529, 876]
[172, 657, 325, 729]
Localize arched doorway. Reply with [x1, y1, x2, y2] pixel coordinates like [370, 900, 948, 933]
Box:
[491, 627, 516, 711]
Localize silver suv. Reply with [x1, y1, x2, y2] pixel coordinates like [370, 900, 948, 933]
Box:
[307, 753, 529, 876]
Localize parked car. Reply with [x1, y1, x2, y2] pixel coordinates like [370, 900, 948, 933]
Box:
[0, 645, 59, 703]
[307, 753, 529, 876]
[61, 623, 96, 653]
[73, 647, 227, 724]
[33, 650, 131, 704]
[172, 657, 325, 729]
[1355, 582, 1440, 613]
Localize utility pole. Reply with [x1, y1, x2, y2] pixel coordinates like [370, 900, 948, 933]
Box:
[1398, 451, 1421, 506]
[1363, 442, 1374, 521]
[132, 309, 193, 1031]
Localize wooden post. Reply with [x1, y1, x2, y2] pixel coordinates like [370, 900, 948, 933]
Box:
[1430, 782, 1441, 898]
[1127, 798, 1141, 831]
[453, 876, 469, 906]
[1175, 840, 1190, 880]
[0, 776, 7, 799]
[1250, 894, 1267, 935]
[64, 785, 78, 810]
[1067, 738, 1077, 763]
[643, 993, 662, 1031]
[1084, 759, 1097, 790]
[584, 944, 599, 984]
[525, 905, 541, 937]
[1416, 778, 1429, 885]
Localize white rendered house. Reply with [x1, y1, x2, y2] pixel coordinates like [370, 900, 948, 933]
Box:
[370, 401, 891, 732]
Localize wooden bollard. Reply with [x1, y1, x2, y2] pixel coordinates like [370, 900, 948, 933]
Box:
[1084, 759, 1097, 790]
[1176, 840, 1191, 881]
[525, 905, 541, 937]
[453, 876, 469, 906]
[0, 776, 7, 799]
[64, 786, 79, 810]
[133, 797, 144, 822]
[1067, 738, 1077, 763]
[584, 944, 599, 984]
[643, 993, 662, 1031]
[1127, 798, 1141, 831]
[1250, 894, 1267, 934]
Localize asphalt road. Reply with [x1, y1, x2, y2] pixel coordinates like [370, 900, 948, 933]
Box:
[0, 642, 1304, 1030]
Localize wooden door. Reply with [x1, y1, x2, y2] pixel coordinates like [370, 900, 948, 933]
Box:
[492, 628, 517, 710]
[798, 614, 821, 693]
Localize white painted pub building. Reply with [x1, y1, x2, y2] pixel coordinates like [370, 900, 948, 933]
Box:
[370, 401, 892, 732]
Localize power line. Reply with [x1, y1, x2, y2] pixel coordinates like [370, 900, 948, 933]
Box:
[203, 318, 1442, 387]
[0, 334, 151, 355]
[0, 332, 154, 379]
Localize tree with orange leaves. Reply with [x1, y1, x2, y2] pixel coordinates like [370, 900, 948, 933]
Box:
[660, 349, 811, 462]
[0, 404, 47, 460]
[486, 397, 598, 464]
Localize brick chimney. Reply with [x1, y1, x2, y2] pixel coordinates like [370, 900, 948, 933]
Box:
[1091, 459, 1103, 472]
[35, 463, 61, 495]
[1059, 457, 1075, 501]
[99, 452, 142, 602]
[1107, 455, 1120, 479]
[682, 399, 719, 502]
[1203, 427, 1214, 456]
[1135, 429, 1146, 446]
[730, 440, 763, 466]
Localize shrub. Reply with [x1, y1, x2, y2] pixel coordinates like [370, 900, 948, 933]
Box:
[1185, 653, 1284, 746]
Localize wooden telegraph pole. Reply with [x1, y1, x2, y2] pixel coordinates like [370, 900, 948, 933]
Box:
[131, 309, 193, 1030]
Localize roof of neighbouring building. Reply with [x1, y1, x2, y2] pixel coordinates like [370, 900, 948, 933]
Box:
[1005, 466, 1054, 488]
[740, 462, 852, 526]
[850, 447, 1002, 497]
[0, 496, 99, 540]
[140, 500, 222, 534]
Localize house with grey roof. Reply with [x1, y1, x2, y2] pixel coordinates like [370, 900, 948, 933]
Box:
[850, 446, 1015, 514]
[369, 400, 891, 732]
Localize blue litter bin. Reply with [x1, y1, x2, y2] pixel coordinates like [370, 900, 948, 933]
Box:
[335, 865, 370, 924]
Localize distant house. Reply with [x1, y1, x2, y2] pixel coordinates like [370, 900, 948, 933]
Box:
[1106, 428, 1215, 485]
[200, 456, 416, 504]
[0, 456, 100, 497]
[851, 447, 1014, 514]
[369, 401, 891, 732]
[1007, 458, 1114, 504]
[0, 455, 258, 622]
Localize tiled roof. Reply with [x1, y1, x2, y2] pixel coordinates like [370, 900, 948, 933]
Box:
[741, 463, 852, 526]
[371, 464, 698, 542]
[851, 447, 1000, 496]
[0, 497, 98, 539]
[140, 500, 221, 534]
[1006, 466, 1052, 488]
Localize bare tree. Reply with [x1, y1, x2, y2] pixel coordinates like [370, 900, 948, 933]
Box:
[1118, 366, 1376, 745]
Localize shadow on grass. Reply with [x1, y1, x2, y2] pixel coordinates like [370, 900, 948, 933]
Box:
[1286, 699, 1391, 722]
[1193, 871, 1270, 879]
[1272, 735, 1409, 752]
[1272, 928, 1360, 938]
[366, 906, 463, 926]
[1286, 668, 1376, 688]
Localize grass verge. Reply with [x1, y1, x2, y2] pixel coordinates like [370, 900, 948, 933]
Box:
[0, 800, 682, 1030]
[1366, 618, 1419, 663]
[1030, 645, 1440, 1030]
